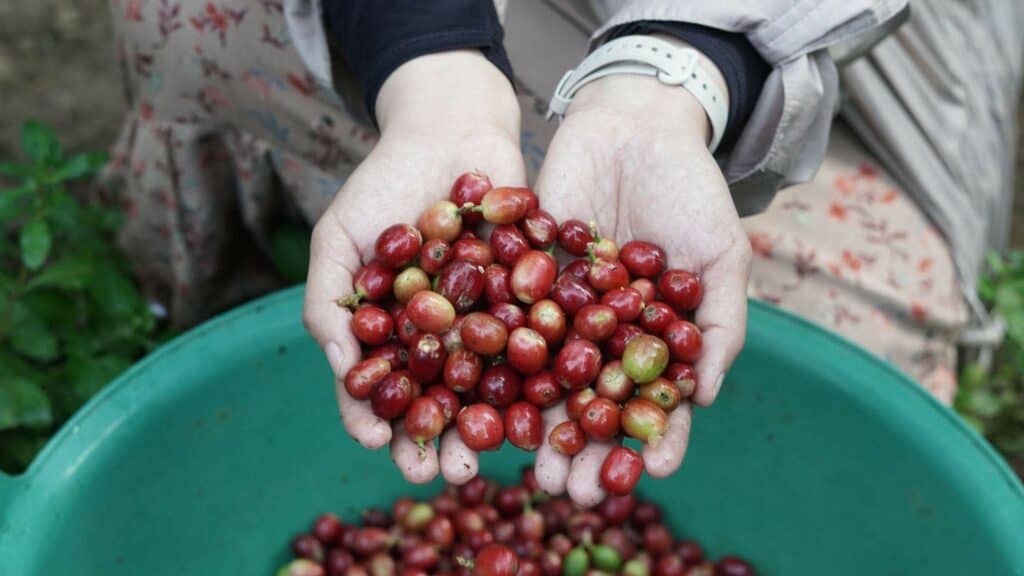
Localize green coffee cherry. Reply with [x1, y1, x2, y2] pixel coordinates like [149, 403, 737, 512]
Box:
[563, 546, 590, 576]
[622, 559, 651, 576]
[590, 544, 622, 572]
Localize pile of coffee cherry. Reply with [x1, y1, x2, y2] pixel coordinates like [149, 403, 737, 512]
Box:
[342, 172, 703, 495]
[277, 472, 755, 576]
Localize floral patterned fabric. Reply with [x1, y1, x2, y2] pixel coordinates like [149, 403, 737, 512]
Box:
[104, 0, 966, 402]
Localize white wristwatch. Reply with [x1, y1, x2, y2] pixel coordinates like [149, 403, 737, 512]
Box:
[547, 35, 729, 153]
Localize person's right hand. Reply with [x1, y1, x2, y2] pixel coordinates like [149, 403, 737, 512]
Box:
[303, 50, 526, 485]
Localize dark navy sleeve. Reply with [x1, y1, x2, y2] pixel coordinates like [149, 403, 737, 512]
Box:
[322, 1, 515, 126]
[604, 21, 771, 153]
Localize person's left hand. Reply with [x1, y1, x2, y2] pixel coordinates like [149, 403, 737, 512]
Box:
[531, 73, 752, 505]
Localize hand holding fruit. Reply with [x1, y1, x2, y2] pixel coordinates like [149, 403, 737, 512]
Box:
[303, 50, 526, 484]
[532, 72, 752, 504]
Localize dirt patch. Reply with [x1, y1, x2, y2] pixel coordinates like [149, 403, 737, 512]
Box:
[0, 0, 123, 160]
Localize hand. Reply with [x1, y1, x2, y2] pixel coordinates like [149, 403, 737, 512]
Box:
[303, 51, 526, 485]
[531, 72, 752, 505]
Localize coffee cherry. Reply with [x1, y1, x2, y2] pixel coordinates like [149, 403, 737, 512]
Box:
[425, 515, 455, 549]
[327, 548, 354, 575]
[375, 223, 422, 268]
[437, 260, 486, 313]
[663, 320, 702, 363]
[554, 340, 602, 389]
[408, 333, 447, 382]
[312, 512, 343, 545]
[619, 241, 666, 278]
[600, 287, 644, 323]
[676, 541, 703, 566]
[479, 365, 522, 408]
[622, 335, 669, 384]
[480, 187, 533, 225]
[450, 171, 492, 225]
[505, 401, 543, 451]
[621, 559, 649, 576]
[587, 259, 630, 293]
[550, 275, 598, 316]
[643, 523, 673, 556]
[512, 251, 557, 304]
[444, 349, 484, 393]
[474, 543, 520, 576]
[461, 312, 509, 356]
[658, 270, 702, 312]
[506, 327, 549, 375]
[597, 494, 637, 526]
[573, 304, 618, 341]
[522, 209, 559, 248]
[352, 305, 393, 346]
[620, 398, 668, 445]
[580, 398, 621, 441]
[484, 264, 513, 304]
[558, 220, 593, 256]
[418, 200, 462, 242]
[606, 324, 643, 359]
[368, 343, 408, 370]
[394, 267, 430, 304]
[367, 552, 395, 576]
[522, 371, 563, 408]
[655, 555, 684, 576]
[630, 278, 657, 303]
[352, 526, 391, 556]
[403, 543, 441, 570]
[453, 236, 495, 267]
[563, 546, 590, 576]
[407, 291, 456, 334]
[600, 446, 643, 496]
[561, 259, 591, 282]
[589, 238, 619, 262]
[491, 225, 531, 267]
[716, 557, 755, 576]
[352, 260, 396, 303]
[631, 502, 661, 527]
[424, 384, 461, 426]
[457, 403, 505, 451]
[371, 371, 415, 419]
[345, 357, 392, 400]
[361, 508, 392, 528]
[527, 299, 567, 346]
[484, 303, 524, 333]
[457, 476, 489, 507]
[540, 550, 563, 576]
[292, 534, 325, 562]
[638, 377, 682, 411]
[590, 543, 623, 572]
[639, 302, 678, 336]
[595, 361, 635, 403]
[548, 421, 585, 455]
[566, 388, 598, 421]
[663, 363, 697, 398]
[278, 558, 325, 576]
[405, 397, 446, 447]
[421, 239, 453, 275]
[394, 308, 421, 347]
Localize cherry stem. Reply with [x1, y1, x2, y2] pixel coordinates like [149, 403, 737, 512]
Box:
[335, 293, 363, 310]
[458, 202, 483, 214]
[588, 220, 602, 243]
[455, 556, 475, 569]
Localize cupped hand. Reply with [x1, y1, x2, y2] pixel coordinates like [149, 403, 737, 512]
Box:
[532, 73, 752, 505]
[303, 51, 526, 485]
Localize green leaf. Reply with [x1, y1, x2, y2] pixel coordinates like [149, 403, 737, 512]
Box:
[0, 377, 52, 431]
[0, 185, 33, 222]
[9, 302, 59, 362]
[58, 354, 132, 416]
[268, 224, 311, 284]
[51, 151, 109, 183]
[20, 120, 61, 166]
[960, 388, 1003, 419]
[27, 254, 92, 291]
[0, 162, 32, 179]
[0, 430, 49, 474]
[87, 261, 142, 320]
[20, 219, 52, 271]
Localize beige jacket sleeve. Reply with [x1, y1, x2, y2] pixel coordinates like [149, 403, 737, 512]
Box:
[588, 0, 909, 215]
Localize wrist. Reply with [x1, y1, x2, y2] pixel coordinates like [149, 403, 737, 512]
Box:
[376, 50, 520, 141]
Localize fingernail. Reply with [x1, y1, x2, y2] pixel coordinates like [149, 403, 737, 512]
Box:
[325, 341, 344, 376]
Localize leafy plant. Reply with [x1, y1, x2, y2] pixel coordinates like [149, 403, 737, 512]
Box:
[956, 252, 1024, 476]
[0, 121, 162, 473]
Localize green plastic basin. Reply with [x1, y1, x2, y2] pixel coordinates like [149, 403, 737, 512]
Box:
[1, 287, 1021, 574]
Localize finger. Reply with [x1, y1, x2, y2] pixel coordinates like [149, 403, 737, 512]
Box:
[390, 421, 440, 484]
[642, 403, 692, 477]
[534, 404, 572, 495]
[567, 440, 615, 507]
[333, 369, 393, 450]
[693, 234, 752, 406]
[440, 427, 479, 485]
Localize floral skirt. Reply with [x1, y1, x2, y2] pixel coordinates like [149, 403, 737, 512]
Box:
[103, 0, 966, 402]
